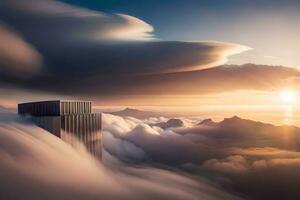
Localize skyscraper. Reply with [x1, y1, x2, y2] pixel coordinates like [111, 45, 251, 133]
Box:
[18, 100, 102, 158]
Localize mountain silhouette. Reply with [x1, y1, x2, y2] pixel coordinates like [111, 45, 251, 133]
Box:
[198, 118, 218, 127]
[179, 116, 300, 150]
[153, 118, 185, 129]
[109, 108, 167, 119]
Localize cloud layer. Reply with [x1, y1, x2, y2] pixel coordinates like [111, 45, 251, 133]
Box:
[3, 104, 300, 200]
[0, 0, 154, 42]
[0, 0, 253, 100]
[102, 113, 300, 200]
[0, 108, 242, 200]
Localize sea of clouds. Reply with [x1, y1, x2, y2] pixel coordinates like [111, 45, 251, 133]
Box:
[0, 108, 239, 200]
[2, 108, 300, 200]
[102, 114, 300, 200]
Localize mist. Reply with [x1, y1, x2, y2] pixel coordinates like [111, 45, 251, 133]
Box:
[3, 107, 300, 200]
[102, 113, 300, 200]
[0, 108, 239, 200]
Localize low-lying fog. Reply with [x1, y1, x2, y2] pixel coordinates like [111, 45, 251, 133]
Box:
[2, 107, 300, 200]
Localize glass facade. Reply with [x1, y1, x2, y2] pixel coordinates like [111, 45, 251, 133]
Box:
[31, 116, 61, 137]
[18, 100, 101, 159]
[18, 101, 60, 116]
[61, 114, 102, 158]
[18, 100, 92, 116]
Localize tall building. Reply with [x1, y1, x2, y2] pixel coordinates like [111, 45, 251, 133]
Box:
[18, 100, 101, 158]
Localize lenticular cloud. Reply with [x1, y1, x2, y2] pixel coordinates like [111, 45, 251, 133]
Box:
[0, 0, 251, 97]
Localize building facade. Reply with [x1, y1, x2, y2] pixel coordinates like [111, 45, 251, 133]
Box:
[18, 100, 101, 158]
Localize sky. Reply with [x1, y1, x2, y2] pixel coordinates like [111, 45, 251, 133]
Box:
[0, 0, 300, 114]
[2, 2, 300, 199]
[62, 0, 300, 66]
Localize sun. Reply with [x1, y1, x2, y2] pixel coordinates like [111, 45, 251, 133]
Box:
[280, 90, 297, 104]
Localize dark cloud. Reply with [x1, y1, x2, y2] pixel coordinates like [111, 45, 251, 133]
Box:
[41, 41, 246, 76]
[1, 62, 299, 99]
[102, 63, 300, 95]
[43, 64, 300, 96]
[0, 0, 250, 99]
[0, 0, 299, 105]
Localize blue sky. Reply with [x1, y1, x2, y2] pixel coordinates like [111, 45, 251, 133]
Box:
[60, 0, 300, 67]
[60, 0, 299, 40]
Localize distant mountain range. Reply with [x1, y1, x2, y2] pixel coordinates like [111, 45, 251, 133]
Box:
[108, 108, 300, 150]
[108, 108, 170, 119]
[178, 116, 300, 150]
[198, 115, 273, 128]
[197, 118, 219, 127]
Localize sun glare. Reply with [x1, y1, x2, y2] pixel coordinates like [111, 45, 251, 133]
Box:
[280, 90, 297, 103]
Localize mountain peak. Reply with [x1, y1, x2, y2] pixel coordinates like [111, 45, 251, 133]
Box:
[198, 118, 218, 127]
[124, 107, 139, 112]
[109, 108, 166, 119]
[223, 115, 241, 121]
[153, 118, 184, 129]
